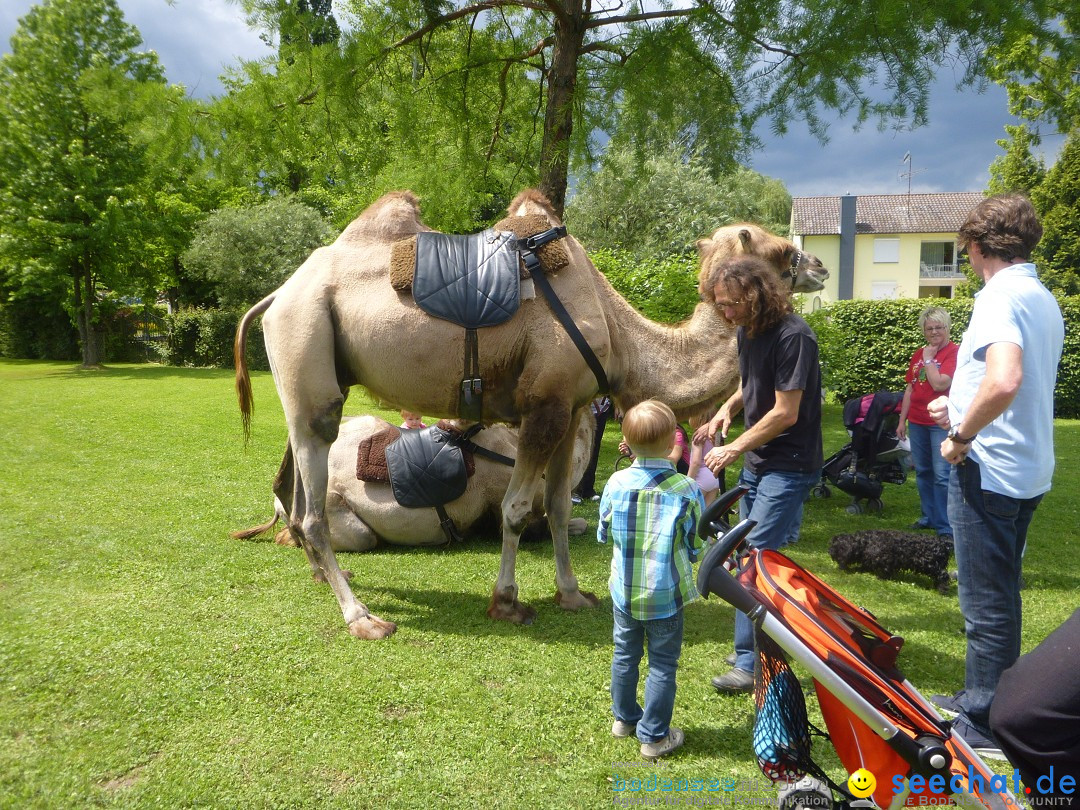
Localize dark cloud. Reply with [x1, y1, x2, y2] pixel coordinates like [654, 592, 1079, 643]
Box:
[751, 78, 1066, 197]
[3, 2, 1064, 194]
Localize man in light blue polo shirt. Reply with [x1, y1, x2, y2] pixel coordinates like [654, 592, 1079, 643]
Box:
[926, 194, 1064, 760]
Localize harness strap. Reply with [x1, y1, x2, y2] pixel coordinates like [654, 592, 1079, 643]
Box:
[444, 422, 516, 467]
[518, 227, 609, 394]
[460, 328, 483, 421]
[434, 503, 462, 545]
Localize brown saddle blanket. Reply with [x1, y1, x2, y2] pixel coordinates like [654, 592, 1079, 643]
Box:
[357, 421, 476, 482]
[388, 213, 570, 292]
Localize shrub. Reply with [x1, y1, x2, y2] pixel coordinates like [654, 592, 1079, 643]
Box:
[590, 248, 700, 323]
[806, 296, 1080, 418]
[156, 308, 268, 370]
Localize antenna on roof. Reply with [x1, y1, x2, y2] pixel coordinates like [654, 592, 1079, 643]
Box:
[899, 152, 927, 195]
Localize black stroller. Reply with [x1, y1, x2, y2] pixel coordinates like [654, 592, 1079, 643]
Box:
[813, 391, 908, 514]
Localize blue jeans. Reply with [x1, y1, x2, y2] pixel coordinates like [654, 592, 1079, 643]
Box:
[611, 605, 684, 743]
[732, 467, 819, 673]
[949, 459, 1042, 735]
[908, 422, 952, 535]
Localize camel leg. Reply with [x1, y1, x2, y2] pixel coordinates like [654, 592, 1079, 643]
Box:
[289, 436, 394, 639]
[487, 400, 570, 624]
[545, 409, 599, 611]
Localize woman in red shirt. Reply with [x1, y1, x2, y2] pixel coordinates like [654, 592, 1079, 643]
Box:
[897, 306, 958, 538]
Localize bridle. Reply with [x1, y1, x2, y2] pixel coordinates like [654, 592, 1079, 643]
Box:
[783, 248, 806, 289]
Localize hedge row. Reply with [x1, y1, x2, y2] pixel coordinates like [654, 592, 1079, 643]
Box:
[805, 297, 1080, 418]
[154, 307, 269, 371]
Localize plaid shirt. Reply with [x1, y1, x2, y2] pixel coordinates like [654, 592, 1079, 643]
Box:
[598, 458, 705, 620]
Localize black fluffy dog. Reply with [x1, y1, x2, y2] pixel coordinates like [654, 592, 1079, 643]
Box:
[828, 530, 953, 593]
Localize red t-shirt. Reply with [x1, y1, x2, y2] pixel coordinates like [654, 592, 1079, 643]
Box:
[904, 341, 958, 425]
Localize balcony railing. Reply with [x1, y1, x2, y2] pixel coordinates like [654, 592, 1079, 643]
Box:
[920, 263, 966, 279]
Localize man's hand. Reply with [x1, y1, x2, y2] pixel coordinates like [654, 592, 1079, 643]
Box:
[704, 444, 741, 474]
[695, 408, 730, 445]
[927, 395, 952, 429]
[940, 436, 969, 465]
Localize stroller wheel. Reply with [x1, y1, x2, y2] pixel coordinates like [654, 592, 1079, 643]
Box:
[866, 497, 884, 513]
[846, 501, 865, 515]
[811, 484, 831, 499]
[778, 776, 833, 810]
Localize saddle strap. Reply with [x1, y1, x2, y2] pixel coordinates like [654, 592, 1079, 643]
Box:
[434, 503, 462, 545]
[460, 328, 483, 421]
[519, 228, 609, 394]
[444, 421, 516, 467]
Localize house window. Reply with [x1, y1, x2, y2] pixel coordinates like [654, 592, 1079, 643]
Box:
[873, 238, 900, 263]
[920, 241, 957, 278]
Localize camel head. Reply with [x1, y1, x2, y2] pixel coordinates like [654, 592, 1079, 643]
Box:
[696, 223, 828, 298]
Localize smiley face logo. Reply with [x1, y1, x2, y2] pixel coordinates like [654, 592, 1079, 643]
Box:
[848, 768, 876, 798]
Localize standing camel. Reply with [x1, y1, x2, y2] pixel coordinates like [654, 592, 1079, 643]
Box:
[234, 189, 827, 639]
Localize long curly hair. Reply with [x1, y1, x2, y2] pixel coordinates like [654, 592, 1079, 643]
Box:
[702, 255, 793, 337]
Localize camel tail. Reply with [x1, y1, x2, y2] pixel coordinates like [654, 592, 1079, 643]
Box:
[230, 513, 280, 540]
[234, 293, 276, 443]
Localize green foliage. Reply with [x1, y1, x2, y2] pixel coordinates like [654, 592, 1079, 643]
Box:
[590, 249, 701, 324]
[155, 307, 269, 370]
[986, 0, 1080, 134]
[987, 124, 1046, 196]
[806, 298, 974, 402]
[807, 297, 1080, 418]
[0, 296, 79, 360]
[1032, 132, 1080, 296]
[567, 144, 791, 260]
[0, 0, 171, 365]
[181, 197, 334, 308]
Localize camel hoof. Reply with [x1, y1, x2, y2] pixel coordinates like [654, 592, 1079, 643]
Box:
[487, 592, 536, 625]
[348, 615, 396, 639]
[274, 528, 299, 547]
[568, 517, 588, 536]
[555, 589, 600, 611]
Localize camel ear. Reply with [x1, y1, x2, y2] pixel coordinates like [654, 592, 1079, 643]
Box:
[738, 228, 753, 251]
[695, 238, 714, 258]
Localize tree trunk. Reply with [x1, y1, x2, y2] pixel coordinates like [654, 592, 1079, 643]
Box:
[73, 263, 102, 367]
[538, 7, 586, 218]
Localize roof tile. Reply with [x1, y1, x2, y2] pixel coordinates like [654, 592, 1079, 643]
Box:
[791, 192, 985, 235]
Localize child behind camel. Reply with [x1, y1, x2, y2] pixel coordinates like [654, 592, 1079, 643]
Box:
[598, 399, 705, 761]
[399, 410, 427, 430]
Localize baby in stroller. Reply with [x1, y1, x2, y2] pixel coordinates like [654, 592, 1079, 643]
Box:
[815, 391, 909, 514]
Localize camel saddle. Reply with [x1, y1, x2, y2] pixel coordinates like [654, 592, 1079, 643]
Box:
[356, 422, 477, 485]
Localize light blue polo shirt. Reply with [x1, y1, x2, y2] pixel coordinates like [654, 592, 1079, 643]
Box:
[947, 263, 1063, 499]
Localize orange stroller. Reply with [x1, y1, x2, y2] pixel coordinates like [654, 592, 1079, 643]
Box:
[697, 488, 1020, 810]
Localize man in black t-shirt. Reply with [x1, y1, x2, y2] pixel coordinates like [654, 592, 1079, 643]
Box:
[695, 255, 823, 694]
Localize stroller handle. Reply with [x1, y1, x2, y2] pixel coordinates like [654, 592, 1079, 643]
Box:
[696, 517, 759, 615]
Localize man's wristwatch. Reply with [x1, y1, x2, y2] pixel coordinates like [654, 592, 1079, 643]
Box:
[947, 425, 975, 444]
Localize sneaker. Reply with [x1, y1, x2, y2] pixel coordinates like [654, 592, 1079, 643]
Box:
[724, 651, 737, 667]
[711, 668, 754, 694]
[589, 494, 601, 502]
[571, 494, 583, 505]
[951, 718, 1006, 761]
[909, 519, 931, 530]
[612, 719, 636, 738]
[640, 727, 685, 761]
[930, 693, 963, 719]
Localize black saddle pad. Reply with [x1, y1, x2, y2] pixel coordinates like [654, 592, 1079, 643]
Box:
[413, 229, 521, 329]
[384, 425, 469, 508]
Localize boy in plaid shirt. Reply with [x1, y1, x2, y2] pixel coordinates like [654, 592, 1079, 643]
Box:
[598, 399, 705, 760]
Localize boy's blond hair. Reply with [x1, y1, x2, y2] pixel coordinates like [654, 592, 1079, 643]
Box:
[623, 400, 677, 457]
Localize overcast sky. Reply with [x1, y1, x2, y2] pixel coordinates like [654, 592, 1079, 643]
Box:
[2, 0, 1066, 199]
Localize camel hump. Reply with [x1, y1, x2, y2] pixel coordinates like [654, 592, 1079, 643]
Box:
[336, 190, 430, 246]
[506, 189, 563, 226]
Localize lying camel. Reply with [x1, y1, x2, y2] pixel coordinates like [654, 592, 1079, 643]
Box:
[234, 188, 828, 638]
[232, 415, 592, 551]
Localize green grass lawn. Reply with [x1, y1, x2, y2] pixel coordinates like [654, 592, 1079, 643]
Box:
[1, 360, 1077, 808]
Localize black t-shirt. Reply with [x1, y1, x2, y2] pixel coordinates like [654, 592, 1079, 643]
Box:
[737, 313, 823, 475]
